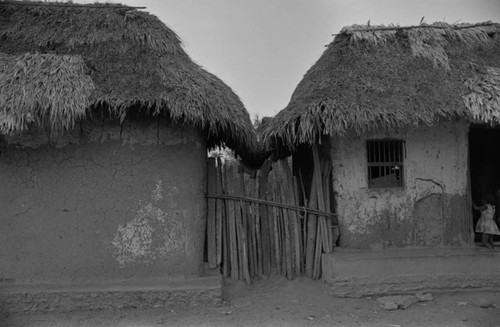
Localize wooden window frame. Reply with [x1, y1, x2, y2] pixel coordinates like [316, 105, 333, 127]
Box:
[366, 139, 405, 189]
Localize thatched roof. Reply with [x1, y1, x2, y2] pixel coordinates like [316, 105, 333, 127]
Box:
[261, 22, 500, 154]
[0, 1, 256, 158]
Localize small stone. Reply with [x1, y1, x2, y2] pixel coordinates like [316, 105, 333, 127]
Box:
[416, 292, 433, 302]
[398, 295, 418, 310]
[457, 301, 468, 306]
[377, 295, 418, 310]
[377, 296, 397, 310]
[381, 302, 398, 310]
[381, 301, 399, 310]
[478, 298, 493, 309]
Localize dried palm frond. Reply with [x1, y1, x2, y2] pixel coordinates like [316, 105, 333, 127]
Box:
[464, 66, 500, 124]
[407, 28, 450, 69]
[0, 52, 94, 134]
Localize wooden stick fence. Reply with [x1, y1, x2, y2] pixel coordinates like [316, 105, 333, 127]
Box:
[206, 146, 338, 282]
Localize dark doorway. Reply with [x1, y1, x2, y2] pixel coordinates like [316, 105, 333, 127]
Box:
[469, 124, 500, 242]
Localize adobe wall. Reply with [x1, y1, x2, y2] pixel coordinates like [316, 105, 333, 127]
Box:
[0, 120, 207, 284]
[331, 121, 471, 249]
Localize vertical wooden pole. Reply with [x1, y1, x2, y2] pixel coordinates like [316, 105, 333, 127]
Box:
[216, 158, 223, 267]
[250, 180, 259, 278]
[280, 190, 292, 279]
[283, 160, 300, 278]
[207, 158, 217, 269]
[236, 169, 251, 284]
[272, 189, 281, 275]
[245, 172, 255, 278]
[299, 171, 308, 272]
[293, 176, 304, 275]
[276, 186, 284, 276]
[258, 159, 272, 276]
[267, 204, 276, 274]
[226, 166, 239, 280]
[305, 173, 318, 278]
[253, 177, 263, 278]
[313, 219, 323, 279]
[275, 166, 290, 279]
[312, 145, 331, 254]
[322, 161, 333, 251]
[221, 164, 230, 277]
[222, 198, 230, 277]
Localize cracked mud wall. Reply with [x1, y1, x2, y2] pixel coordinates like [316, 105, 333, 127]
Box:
[0, 120, 206, 284]
[331, 121, 470, 249]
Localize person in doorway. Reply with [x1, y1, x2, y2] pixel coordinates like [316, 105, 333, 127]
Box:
[494, 189, 500, 228]
[473, 197, 500, 249]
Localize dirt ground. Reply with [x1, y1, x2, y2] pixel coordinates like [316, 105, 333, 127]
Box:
[2, 276, 499, 327]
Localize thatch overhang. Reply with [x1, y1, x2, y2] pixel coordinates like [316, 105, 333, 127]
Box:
[0, 1, 257, 159]
[261, 22, 500, 156]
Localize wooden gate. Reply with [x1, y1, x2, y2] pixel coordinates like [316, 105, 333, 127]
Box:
[206, 147, 338, 283]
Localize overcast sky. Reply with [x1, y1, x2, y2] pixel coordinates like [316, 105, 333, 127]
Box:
[78, 0, 500, 119]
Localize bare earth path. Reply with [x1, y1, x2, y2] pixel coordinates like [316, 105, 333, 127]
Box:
[3, 277, 499, 327]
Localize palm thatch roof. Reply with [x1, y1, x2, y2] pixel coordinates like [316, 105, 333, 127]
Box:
[0, 1, 256, 158]
[261, 21, 500, 154]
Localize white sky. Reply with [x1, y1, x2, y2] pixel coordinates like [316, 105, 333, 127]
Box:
[76, 0, 500, 119]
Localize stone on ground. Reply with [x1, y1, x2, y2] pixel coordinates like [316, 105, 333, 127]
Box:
[477, 298, 494, 308]
[377, 295, 421, 310]
[416, 292, 433, 302]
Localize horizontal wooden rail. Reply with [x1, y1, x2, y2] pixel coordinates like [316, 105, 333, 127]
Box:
[206, 193, 338, 221]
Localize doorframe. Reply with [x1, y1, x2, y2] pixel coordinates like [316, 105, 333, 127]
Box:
[466, 124, 474, 246]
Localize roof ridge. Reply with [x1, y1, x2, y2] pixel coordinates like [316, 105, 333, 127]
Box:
[0, 1, 145, 10]
[335, 21, 498, 36]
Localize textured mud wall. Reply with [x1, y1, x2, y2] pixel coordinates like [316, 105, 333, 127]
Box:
[331, 121, 470, 249]
[0, 120, 206, 284]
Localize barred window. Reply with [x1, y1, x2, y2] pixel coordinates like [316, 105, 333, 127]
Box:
[367, 140, 404, 188]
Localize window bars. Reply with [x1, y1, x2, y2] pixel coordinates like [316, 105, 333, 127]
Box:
[367, 139, 405, 188]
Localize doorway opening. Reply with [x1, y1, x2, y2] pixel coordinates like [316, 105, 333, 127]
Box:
[469, 124, 500, 243]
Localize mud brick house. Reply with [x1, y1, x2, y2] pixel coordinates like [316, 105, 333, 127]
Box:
[261, 22, 500, 293]
[0, 1, 255, 308]
[263, 22, 500, 249]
